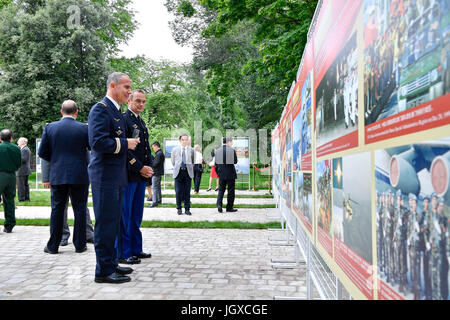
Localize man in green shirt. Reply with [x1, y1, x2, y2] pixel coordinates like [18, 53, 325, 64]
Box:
[0, 129, 21, 233]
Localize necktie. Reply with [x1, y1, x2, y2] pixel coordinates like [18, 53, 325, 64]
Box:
[182, 148, 187, 168]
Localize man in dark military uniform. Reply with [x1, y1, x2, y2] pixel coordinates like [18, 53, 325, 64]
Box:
[436, 197, 448, 300]
[117, 89, 153, 265]
[377, 192, 385, 275]
[88, 72, 140, 284]
[429, 192, 442, 299]
[407, 193, 421, 299]
[0, 129, 21, 233]
[397, 190, 409, 294]
[422, 194, 432, 299]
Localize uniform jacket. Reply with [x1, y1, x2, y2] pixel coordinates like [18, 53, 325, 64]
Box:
[152, 149, 165, 176]
[214, 145, 238, 180]
[0, 141, 21, 174]
[171, 145, 194, 179]
[18, 146, 32, 176]
[88, 97, 128, 187]
[38, 117, 90, 185]
[123, 109, 153, 183]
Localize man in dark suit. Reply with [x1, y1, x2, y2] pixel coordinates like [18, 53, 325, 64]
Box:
[17, 137, 31, 202]
[38, 100, 90, 255]
[117, 89, 154, 265]
[215, 137, 238, 213]
[88, 72, 139, 284]
[0, 129, 21, 233]
[150, 141, 165, 208]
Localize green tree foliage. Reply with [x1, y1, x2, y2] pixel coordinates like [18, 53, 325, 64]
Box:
[0, 0, 136, 144]
[165, 0, 317, 130]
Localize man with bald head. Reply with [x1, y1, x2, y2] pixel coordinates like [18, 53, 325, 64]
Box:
[88, 72, 139, 284]
[38, 99, 90, 255]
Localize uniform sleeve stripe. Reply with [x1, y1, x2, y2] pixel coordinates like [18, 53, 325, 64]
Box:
[114, 138, 121, 154]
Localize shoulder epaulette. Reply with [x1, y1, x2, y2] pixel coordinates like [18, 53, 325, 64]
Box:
[97, 102, 107, 107]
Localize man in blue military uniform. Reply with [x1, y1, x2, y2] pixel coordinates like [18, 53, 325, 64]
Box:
[117, 89, 154, 265]
[88, 72, 139, 284]
[38, 100, 90, 254]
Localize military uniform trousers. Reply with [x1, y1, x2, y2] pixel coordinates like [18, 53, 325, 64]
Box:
[0, 172, 17, 232]
[118, 182, 146, 259]
[47, 184, 88, 252]
[92, 185, 124, 277]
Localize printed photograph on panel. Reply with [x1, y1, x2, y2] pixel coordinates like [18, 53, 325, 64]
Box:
[233, 138, 250, 174]
[285, 126, 293, 208]
[272, 135, 281, 195]
[364, 0, 450, 125]
[293, 111, 302, 171]
[375, 138, 450, 300]
[316, 32, 358, 147]
[294, 172, 313, 232]
[317, 160, 333, 235]
[301, 72, 313, 157]
[333, 154, 373, 263]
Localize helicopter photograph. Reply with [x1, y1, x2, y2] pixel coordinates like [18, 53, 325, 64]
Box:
[332, 154, 373, 265]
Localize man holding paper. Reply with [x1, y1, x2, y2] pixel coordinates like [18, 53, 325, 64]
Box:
[117, 89, 154, 265]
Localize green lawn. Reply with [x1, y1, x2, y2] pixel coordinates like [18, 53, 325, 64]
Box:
[28, 167, 273, 190]
[0, 218, 282, 230]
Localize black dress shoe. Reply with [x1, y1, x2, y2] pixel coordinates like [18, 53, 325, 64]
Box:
[75, 246, 87, 253]
[3, 228, 12, 233]
[217, 206, 223, 213]
[185, 210, 192, 216]
[150, 203, 158, 208]
[226, 208, 238, 212]
[86, 238, 94, 244]
[94, 272, 131, 284]
[135, 252, 152, 259]
[177, 209, 182, 215]
[116, 266, 133, 275]
[44, 246, 58, 254]
[60, 239, 69, 246]
[118, 256, 141, 265]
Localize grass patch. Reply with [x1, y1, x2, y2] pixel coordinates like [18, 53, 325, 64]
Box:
[1, 219, 282, 230]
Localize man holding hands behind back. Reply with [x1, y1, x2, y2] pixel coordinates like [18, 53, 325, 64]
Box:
[88, 72, 139, 284]
[117, 89, 153, 265]
[38, 100, 90, 254]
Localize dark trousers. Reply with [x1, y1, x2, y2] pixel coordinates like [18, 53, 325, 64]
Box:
[118, 182, 146, 259]
[0, 172, 17, 232]
[193, 164, 202, 192]
[216, 179, 235, 211]
[174, 169, 191, 210]
[50, 198, 94, 242]
[152, 175, 162, 204]
[92, 185, 124, 277]
[47, 184, 88, 252]
[17, 175, 30, 201]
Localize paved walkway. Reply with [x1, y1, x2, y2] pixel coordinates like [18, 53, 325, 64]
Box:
[14, 206, 279, 224]
[0, 226, 307, 300]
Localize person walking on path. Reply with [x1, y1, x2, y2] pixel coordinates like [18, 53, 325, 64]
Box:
[0, 129, 21, 233]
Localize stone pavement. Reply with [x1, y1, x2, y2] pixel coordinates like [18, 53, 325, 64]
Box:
[0, 226, 307, 300]
[14, 206, 278, 224]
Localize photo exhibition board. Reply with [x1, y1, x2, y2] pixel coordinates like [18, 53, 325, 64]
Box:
[271, 0, 450, 300]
